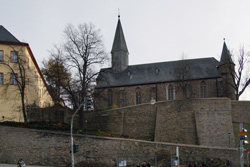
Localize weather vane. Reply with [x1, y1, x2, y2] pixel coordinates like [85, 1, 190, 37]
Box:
[118, 8, 120, 19]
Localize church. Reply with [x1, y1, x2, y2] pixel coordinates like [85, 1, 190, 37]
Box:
[94, 16, 235, 109]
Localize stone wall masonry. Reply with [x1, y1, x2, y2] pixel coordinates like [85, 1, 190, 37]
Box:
[86, 98, 238, 148]
[0, 126, 246, 167]
[27, 106, 68, 123]
[195, 110, 235, 147]
[154, 100, 198, 145]
[231, 100, 250, 123]
[84, 103, 156, 140]
[153, 98, 235, 147]
[193, 98, 235, 147]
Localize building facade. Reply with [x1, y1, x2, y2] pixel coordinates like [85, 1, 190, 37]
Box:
[94, 17, 235, 109]
[0, 25, 54, 122]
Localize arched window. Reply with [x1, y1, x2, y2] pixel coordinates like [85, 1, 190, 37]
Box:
[185, 84, 191, 99]
[167, 84, 175, 100]
[108, 89, 113, 107]
[119, 90, 125, 107]
[136, 88, 141, 105]
[200, 81, 206, 98]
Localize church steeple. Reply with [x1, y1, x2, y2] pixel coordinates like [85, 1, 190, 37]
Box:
[111, 15, 129, 72]
[219, 40, 234, 65]
[217, 40, 236, 100]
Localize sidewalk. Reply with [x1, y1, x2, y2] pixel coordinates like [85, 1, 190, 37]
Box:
[0, 164, 54, 167]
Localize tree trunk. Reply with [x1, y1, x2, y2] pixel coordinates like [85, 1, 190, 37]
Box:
[21, 93, 27, 122]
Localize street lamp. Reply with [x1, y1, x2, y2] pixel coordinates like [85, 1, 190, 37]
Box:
[71, 102, 85, 167]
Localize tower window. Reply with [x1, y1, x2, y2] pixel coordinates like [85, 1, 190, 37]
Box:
[185, 84, 191, 99]
[167, 84, 175, 100]
[136, 88, 141, 105]
[119, 90, 125, 107]
[200, 81, 206, 98]
[108, 89, 113, 107]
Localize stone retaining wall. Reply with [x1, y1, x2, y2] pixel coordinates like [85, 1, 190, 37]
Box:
[0, 126, 246, 167]
[84, 98, 239, 147]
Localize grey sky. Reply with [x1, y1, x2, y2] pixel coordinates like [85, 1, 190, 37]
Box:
[1, 0, 250, 99]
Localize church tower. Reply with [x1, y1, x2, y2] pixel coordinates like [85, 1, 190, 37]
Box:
[217, 40, 236, 100]
[111, 15, 129, 73]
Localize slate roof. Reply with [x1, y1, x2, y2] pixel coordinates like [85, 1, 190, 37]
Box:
[0, 25, 20, 43]
[96, 57, 221, 88]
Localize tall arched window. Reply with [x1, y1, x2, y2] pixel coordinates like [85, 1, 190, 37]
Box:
[136, 88, 141, 105]
[185, 84, 191, 99]
[108, 89, 113, 107]
[167, 84, 174, 100]
[200, 81, 206, 98]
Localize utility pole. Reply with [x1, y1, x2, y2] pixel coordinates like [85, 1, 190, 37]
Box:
[71, 102, 85, 167]
[176, 146, 179, 167]
[240, 122, 244, 167]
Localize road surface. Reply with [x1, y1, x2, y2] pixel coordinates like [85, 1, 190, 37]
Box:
[0, 164, 54, 167]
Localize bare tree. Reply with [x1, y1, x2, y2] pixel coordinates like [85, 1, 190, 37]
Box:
[63, 23, 109, 129]
[63, 23, 108, 108]
[229, 46, 250, 100]
[41, 23, 109, 129]
[0, 46, 28, 122]
[175, 53, 192, 99]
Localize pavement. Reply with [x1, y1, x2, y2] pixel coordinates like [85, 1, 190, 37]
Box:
[0, 164, 54, 167]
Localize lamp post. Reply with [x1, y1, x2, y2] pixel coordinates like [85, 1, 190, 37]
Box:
[71, 102, 85, 167]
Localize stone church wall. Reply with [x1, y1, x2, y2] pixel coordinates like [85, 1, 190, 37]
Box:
[94, 78, 219, 110]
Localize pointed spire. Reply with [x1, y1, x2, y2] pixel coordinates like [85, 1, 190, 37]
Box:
[220, 39, 233, 65]
[111, 15, 128, 54]
[111, 16, 129, 72]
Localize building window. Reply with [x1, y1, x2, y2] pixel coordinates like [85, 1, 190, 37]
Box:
[108, 89, 113, 107]
[0, 50, 3, 62]
[11, 73, 18, 85]
[0, 73, 3, 84]
[136, 88, 141, 105]
[11, 51, 18, 62]
[167, 84, 175, 100]
[150, 86, 156, 101]
[200, 81, 206, 98]
[185, 84, 191, 99]
[217, 80, 223, 97]
[119, 90, 125, 107]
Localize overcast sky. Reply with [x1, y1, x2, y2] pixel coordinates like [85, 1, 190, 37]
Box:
[1, 0, 250, 100]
